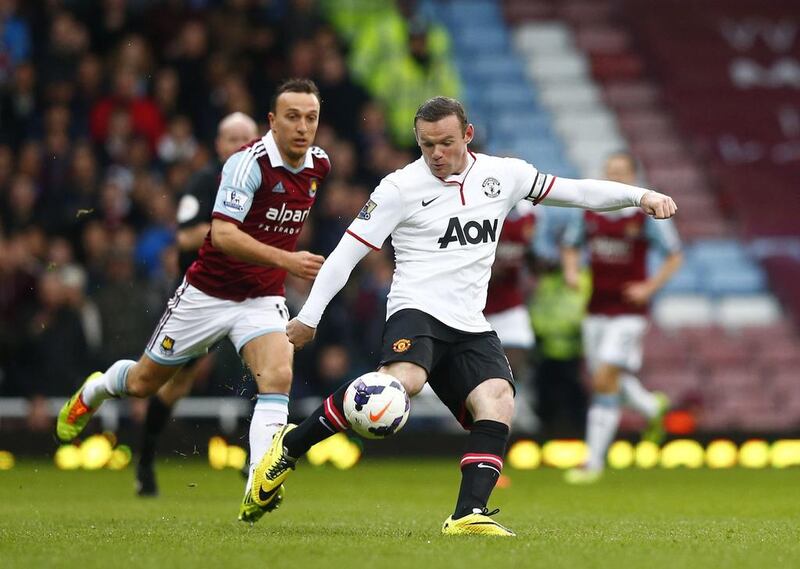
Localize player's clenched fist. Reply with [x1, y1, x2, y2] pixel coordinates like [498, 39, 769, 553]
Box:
[284, 251, 325, 279]
[286, 318, 316, 349]
[640, 191, 677, 219]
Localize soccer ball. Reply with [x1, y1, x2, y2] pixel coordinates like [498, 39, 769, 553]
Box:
[343, 372, 410, 439]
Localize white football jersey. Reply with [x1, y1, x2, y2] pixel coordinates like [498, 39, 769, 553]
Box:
[347, 152, 554, 332]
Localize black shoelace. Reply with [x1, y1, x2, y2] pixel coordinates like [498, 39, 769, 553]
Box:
[267, 453, 296, 479]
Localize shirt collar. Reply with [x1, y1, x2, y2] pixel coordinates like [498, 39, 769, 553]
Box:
[439, 150, 476, 185]
[264, 130, 314, 173]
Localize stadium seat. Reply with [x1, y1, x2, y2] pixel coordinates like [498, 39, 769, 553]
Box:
[716, 295, 782, 329]
[567, 137, 628, 177]
[574, 25, 629, 54]
[658, 265, 701, 295]
[757, 339, 800, 368]
[603, 81, 660, 109]
[705, 266, 767, 297]
[513, 22, 572, 55]
[460, 55, 526, 83]
[526, 52, 590, 83]
[440, 1, 500, 26]
[492, 112, 552, 139]
[687, 239, 750, 265]
[504, 1, 555, 23]
[557, 0, 614, 24]
[590, 52, 644, 81]
[553, 109, 620, 140]
[453, 26, 508, 55]
[538, 82, 601, 110]
[652, 294, 715, 329]
[616, 110, 674, 139]
[697, 335, 753, 368]
[481, 82, 538, 109]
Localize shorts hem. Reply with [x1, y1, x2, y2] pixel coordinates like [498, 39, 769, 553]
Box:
[378, 357, 431, 376]
[144, 349, 196, 366]
[235, 327, 287, 353]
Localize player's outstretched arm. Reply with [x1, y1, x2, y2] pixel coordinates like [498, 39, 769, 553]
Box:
[211, 218, 324, 279]
[289, 233, 372, 350]
[540, 178, 677, 219]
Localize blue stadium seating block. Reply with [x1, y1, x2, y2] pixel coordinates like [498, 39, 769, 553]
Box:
[705, 266, 767, 296]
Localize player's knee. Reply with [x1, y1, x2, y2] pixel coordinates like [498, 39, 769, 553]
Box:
[398, 376, 426, 397]
[379, 362, 426, 396]
[254, 364, 293, 392]
[494, 382, 515, 419]
[469, 379, 514, 423]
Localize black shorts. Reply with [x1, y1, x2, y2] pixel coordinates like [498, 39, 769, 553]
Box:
[379, 309, 514, 430]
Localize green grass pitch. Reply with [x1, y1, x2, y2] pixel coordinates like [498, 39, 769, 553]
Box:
[1, 459, 798, 568]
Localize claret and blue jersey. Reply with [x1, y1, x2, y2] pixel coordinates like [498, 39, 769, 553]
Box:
[186, 130, 330, 301]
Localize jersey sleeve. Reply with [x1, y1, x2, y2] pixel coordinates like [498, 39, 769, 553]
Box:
[645, 217, 682, 254]
[505, 157, 557, 205]
[212, 149, 262, 224]
[345, 180, 404, 250]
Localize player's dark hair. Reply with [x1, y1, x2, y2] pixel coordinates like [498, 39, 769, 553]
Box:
[270, 78, 321, 112]
[414, 96, 468, 134]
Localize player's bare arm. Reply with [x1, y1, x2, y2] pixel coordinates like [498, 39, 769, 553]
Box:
[623, 250, 683, 305]
[211, 218, 324, 279]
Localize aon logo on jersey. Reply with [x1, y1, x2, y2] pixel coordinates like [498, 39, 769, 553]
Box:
[437, 218, 499, 249]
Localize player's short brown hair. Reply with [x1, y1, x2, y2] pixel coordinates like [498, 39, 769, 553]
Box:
[270, 78, 321, 112]
[414, 96, 468, 134]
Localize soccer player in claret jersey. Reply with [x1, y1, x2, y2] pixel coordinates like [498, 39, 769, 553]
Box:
[562, 152, 683, 484]
[56, 79, 330, 523]
[135, 112, 259, 497]
[256, 96, 677, 537]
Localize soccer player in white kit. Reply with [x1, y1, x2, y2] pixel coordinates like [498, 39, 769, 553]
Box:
[253, 97, 677, 536]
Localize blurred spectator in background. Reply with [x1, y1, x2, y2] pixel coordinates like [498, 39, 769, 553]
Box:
[94, 241, 156, 368]
[20, 269, 90, 429]
[528, 208, 590, 439]
[90, 67, 165, 154]
[0, 0, 31, 84]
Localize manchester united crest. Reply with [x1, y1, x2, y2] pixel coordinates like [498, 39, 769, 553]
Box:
[392, 338, 412, 353]
[482, 177, 501, 198]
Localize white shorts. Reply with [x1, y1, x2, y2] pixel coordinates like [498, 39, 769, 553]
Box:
[486, 305, 535, 349]
[144, 280, 289, 365]
[582, 314, 647, 373]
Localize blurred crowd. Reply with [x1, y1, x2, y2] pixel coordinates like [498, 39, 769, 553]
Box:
[0, 0, 464, 412]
